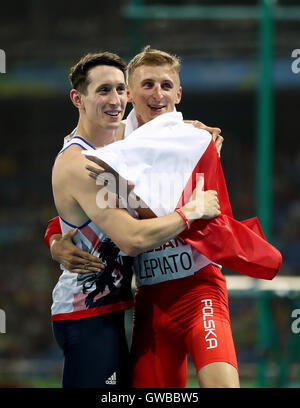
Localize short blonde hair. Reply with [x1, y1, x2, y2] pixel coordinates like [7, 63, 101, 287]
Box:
[126, 45, 181, 86]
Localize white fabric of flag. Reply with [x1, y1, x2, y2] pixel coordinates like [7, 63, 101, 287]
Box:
[82, 111, 211, 216]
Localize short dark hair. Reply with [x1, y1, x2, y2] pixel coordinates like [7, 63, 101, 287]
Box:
[69, 52, 127, 94]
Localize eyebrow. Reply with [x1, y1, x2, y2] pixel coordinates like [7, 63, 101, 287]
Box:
[162, 79, 174, 86]
[141, 78, 174, 84]
[95, 82, 125, 91]
[141, 78, 154, 83]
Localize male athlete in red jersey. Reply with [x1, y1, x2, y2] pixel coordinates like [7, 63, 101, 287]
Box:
[124, 47, 238, 387]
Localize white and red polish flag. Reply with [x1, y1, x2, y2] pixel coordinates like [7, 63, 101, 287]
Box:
[83, 110, 282, 280]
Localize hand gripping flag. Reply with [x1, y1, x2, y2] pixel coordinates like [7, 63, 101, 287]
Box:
[83, 111, 282, 280]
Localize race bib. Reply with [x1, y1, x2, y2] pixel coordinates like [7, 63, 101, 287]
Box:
[134, 242, 198, 287]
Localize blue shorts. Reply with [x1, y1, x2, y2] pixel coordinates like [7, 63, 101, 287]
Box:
[52, 310, 130, 388]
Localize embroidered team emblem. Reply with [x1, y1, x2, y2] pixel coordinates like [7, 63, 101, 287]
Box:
[77, 238, 124, 308]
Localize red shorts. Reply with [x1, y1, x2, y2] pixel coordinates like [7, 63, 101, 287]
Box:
[130, 264, 238, 388]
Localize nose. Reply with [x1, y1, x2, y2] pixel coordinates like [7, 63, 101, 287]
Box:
[108, 88, 121, 105]
[152, 85, 163, 100]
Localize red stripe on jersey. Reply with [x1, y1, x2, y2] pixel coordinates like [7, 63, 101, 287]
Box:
[51, 300, 133, 321]
[80, 224, 102, 252]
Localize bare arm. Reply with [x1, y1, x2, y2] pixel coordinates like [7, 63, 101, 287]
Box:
[53, 150, 219, 258]
[74, 172, 218, 256]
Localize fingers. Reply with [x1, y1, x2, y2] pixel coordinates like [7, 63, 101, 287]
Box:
[67, 255, 106, 274]
[68, 265, 103, 274]
[192, 121, 223, 158]
[206, 189, 218, 196]
[211, 129, 222, 142]
[72, 249, 103, 264]
[192, 121, 222, 140]
[192, 120, 205, 129]
[66, 245, 104, 266]
[52, 228, 107, 273]
[215, 135, 224, 157]
[208, 189, 219, 205]
[85, 156, 117, 176]
[214, 192, 221, 213]
[203, 190, 221, 218]
[86, 164, 105, 175]
[63, 228, 78, 240]
[84, 155, 106, 168]
[88, 172, 97, 181]
[86, 164, 106, 182]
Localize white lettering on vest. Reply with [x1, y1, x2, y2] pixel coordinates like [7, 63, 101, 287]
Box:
[201, 299, 218, 349]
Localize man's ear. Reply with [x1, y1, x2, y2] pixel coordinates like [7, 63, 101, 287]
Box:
[126, 85, 133, 103]
[175, 86, 182, 105]
[70, 89, 83, 109]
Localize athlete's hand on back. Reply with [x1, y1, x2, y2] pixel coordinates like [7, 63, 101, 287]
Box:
[51, 229, 105, 274]
[85, 155, 135, 201]
[192, 120, 224, 158]
[179, 175, 220, 222]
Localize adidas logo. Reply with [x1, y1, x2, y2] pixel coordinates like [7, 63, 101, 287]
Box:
[105, 372, 117, 385]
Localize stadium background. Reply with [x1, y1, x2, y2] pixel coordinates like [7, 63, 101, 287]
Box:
[0, 0, 299, 388]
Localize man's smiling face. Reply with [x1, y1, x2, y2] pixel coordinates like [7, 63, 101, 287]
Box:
[81, 64, 127, 130]
[127, 63, 182, 126]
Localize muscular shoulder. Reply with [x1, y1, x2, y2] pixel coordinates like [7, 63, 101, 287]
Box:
[52, 143, 103, 214]
[52, 145, 90, 187]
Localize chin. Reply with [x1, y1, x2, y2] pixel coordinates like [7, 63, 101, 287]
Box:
[151, 112, 163, 119]
[106, 123, 120, 130]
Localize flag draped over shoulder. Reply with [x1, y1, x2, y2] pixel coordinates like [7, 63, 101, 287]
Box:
[83, 111, 282, 280]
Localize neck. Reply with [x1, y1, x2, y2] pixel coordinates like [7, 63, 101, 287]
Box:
[76, 118, 117, 148]
[136, 115, 146, 128]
